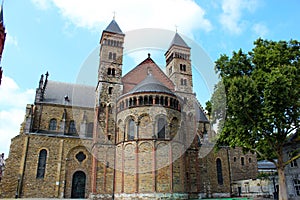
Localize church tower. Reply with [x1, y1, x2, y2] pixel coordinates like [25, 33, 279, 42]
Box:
[91, 19, 125, 196]
[165, 32, 192, 94]
[95, 18, 125, 142]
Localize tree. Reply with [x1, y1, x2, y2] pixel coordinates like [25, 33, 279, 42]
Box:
[211, 38, 300, 200]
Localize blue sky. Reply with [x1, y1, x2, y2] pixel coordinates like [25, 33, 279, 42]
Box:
[0, 0, 299, 156]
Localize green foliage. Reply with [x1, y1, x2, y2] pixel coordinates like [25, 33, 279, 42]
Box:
[213, 38, 300, 166]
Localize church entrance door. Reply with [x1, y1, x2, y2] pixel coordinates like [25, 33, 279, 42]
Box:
[71, 171, 86, 198]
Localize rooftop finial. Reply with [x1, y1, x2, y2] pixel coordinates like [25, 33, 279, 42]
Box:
[148, 53, 150, 58]
[113, 11, 116, 20]
[175, 25, 178, 33]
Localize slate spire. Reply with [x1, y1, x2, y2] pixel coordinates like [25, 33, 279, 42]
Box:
[169, 32, 189, 49]
[104, 19, 123, 35]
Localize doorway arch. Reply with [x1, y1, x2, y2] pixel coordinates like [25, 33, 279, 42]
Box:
[71, 171, 86, 198]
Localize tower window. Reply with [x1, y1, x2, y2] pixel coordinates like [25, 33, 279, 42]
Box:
[69, 120, 76, 134]
[109, 52, 112, 59]
[216, 158, 223, 185]
[180, 64, 186, 71]
[49, 119, 57, 131]
[169, 66, 172, 75]
[113, 53, 116, 60]
[184, 79, 187, 85]
[36, 149, 47, 179]
[107, 68, 111, 75]
[108, 87, 113, 95]
[112, 68, 116, 76]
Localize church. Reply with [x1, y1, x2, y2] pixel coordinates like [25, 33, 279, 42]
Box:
[1, 19, 258, 199]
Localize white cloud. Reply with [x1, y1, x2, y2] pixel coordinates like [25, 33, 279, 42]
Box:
[6, 33, 18, 47]
[31, 0, 51, 10]
[252, 23, 269, 38]
[48, 0, 212, 36]
[219, 0, 259, 34]
[0, 76, 35, 156]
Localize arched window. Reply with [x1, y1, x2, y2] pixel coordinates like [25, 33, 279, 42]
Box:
[108, 87, 113, 95]
[241, 157, 245, 166]
[112, 68, 116, 76]
[127, 119, 135, 140]
[49, 119, 57, 130]
[157, 117, 166, 139]
[216, 158, 223, 185]
[138, 96, 143, 105]
[69, 120, 76, 134]
[113, 53, 116, 60]
[86, 122, 93, 138]
[109, 52, 112, 59]
[36, 149, 47, 179]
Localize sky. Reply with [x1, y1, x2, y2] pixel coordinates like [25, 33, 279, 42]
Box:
[0, 0, 299, 156]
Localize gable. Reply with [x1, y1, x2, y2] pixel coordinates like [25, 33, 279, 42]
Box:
[122, 57, 175, 94]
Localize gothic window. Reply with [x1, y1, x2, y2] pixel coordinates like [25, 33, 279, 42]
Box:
[180, 64, 183, 71]
[113, 53, 116, 60]
[36, 149, 47, 179]
[69, 120, 76, 134]
[183, 64, 186, 71]
[109, 52, 112, 59]
[294, 179, 300, 195]
[49, 118, 57, 131]
[157, 117, 166, 139]
[184, 79, 187, 86]
[241, 157, 245, 166]
[127, 119, 135, 140]
[86, 122, 93, 138]
[216, 158, 223, 185]
[112, 68, 116, 76]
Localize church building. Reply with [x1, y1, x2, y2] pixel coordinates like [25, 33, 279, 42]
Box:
[1, 19, 257, 199]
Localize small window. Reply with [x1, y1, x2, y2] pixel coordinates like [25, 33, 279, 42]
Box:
[184, 79, 187, 86]
[127, 119, 135, 140]
[180, 79, 183, 85]
[241, 157, 245, 166]
[109, 87, 113, 95]
[109, 52, 112, 59]
[69, 120, 76, 134]
[249, 158, 252, 163]
[113, 53, 116, 60]
[49, 119, 57, 131]
[107, 68, 111, 75]
[234, 157, 237, 162]
[294, 179, 300, 196]
[112, 68, 116, 76]
[216, 158, 223, 185]
[183, 64, 186, 71]
[86, 122, 93, 138]
[291, 159, 298, 167]
[37, 149, 47, 179]
[157, 117, 166, 139]
[169, 67, 172, 75]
